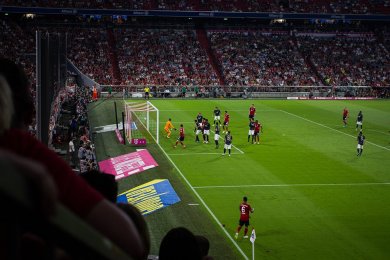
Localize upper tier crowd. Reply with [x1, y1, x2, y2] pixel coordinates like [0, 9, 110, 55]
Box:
[2, 0, 390, 14]
[1, 20, 389, 91]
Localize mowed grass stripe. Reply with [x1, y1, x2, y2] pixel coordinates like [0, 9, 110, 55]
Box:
[142, 100, 390, 259]
[193, 182, 390, 189]
[280, 109, 390, 151]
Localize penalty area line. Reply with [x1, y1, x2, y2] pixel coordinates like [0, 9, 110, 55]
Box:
[167, 152, 244, 156]
[193, 182, 390, 189]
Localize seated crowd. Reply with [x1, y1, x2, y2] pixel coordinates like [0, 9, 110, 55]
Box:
[1, 0, 390, 14]
[115, 28, 219, 86]
[67, 28, 113, 85]
[297, 34, 389, 87]
[209, 30, 319, 87]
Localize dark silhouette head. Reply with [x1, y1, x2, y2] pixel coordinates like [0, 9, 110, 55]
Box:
[159, 227, 201, 260]
[0, 58, 35, 129]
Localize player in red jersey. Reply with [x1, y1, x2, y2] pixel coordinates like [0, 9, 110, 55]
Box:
[235, 196, 254, 239]
[253, 120, 263, 144]
[223, 111, 230, 134]
[174, 124, 186, 148]
[249, 104, 256, 120]
[343, 107, 349, 127]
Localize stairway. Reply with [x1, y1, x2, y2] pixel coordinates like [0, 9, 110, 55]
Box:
[106, 28, 121, 85]
[292, 33, 325, 86]
[196, 28, 225, 85]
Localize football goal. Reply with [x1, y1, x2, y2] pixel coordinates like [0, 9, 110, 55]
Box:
[124, 101, 160, 144]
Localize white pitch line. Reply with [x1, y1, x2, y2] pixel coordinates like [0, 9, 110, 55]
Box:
[366, 129, 390, 136]
[150, 103, 249, 260]
[159, 109, 279, 112]
[168, 152, 242, 156]
[280, 110, 390, 152]
[193, 182, 390, 189]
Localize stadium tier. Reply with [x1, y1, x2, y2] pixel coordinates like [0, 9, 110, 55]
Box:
[1, 0, 390, 14]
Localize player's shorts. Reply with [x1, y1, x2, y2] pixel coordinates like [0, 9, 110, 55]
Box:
[239, 219, 250, 227]
[249, 114, 255, 119]
[248, 130, 254, 135]
[254, 131, 259, 136]
[203, 130, 210, 135]
[178, 136, 184, 142]
[214, 116, 220, 121]
[223, 121, 229, 126]
[214, 134, 220, 141]
[164, 128, 171, 133]
[356, 121, 362, 126]
[357, 144, 363, 149]
[224, 144, 232, 149]
[195, 129, 202, 135]
[343, 116, 347, 120]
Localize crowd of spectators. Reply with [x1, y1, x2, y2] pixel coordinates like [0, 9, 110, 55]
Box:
[209, 30, 319, 87]
[0, 20, 37, 134]
[67, 28, 113, 85]
[2, 0, 390, 14]
[297, 34, 389, 87]
[115, 29, 219, 86]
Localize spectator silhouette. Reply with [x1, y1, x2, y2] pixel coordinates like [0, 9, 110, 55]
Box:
[0, 58, 147, 259]
[159, 227, 202, 260]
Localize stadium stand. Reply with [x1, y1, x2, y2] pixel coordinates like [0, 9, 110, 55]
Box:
[296, 33, 390, 87]
[115, 28, 219, 87]
[1, 0, 390, 14]
[208, 30, 319, 87]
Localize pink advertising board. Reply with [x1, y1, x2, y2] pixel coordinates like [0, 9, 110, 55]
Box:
[98, 150, 158, 180]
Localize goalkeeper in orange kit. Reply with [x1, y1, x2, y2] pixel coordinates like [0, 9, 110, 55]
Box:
[164, 118, 176, 138]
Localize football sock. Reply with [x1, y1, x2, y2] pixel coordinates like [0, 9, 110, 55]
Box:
[224, 148, 226, 154]
[248, 135, 250, 142]
[244, 228, 248, 236]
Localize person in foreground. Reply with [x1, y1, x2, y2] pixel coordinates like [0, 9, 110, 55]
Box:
[0, 58, 148, 259]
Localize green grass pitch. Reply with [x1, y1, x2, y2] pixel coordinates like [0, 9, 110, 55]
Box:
[88, 99, 390, 259]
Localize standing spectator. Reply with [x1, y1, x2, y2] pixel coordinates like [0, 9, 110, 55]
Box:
[181, 86, 187, 98]
[69, 115, 78, 138]
[235, 196, 254, 239]
[68, 137, 76, 168]
[144, 86, 150, 100]
[194, 85, 199, 98]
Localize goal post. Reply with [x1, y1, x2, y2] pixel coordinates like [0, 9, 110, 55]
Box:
[124, 101, 159, 144]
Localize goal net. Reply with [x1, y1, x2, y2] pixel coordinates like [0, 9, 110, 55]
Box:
[124, 101, 159, 144]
